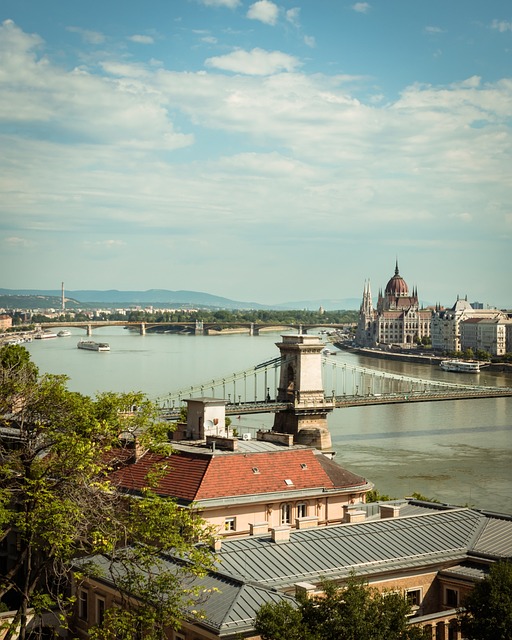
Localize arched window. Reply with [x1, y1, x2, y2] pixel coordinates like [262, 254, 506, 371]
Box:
[281, 503, 291, 525]
[296, 502, 307, 518]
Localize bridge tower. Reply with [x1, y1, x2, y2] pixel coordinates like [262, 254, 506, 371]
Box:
[273, 334, 333, 450]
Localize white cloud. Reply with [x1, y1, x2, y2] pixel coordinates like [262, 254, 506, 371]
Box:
[129, 34, 155, 45]
[247, 1, 279, 26]
[286, 8, 300, 27]
[304, 35, 316, 48]
[352, 3, 371, 14]
[424, 26, 444, 35]
[198, 0, 241, 7]
[490, 19, 512, 33]
[4, 236, 34, 248]
[0, 21, 510, 303]
[204, 48, 301, 75]
[66, 26, 105, 45]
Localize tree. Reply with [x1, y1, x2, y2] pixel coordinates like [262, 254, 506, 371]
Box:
[0, 345, 213, 640]
[458, 561, 512, 640]
[255, 576, 428, 640]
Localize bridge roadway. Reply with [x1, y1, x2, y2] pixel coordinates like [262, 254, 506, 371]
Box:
[37, 320, 349, 334]
[159, 386, 512, 420]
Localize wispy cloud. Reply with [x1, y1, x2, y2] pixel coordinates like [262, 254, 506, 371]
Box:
[66, 26, 105, 45]
[247, 1, 279, 26]
[490, 19, 512, 33]
[424, 26, 444, 35]
[198, 0, 241, 7]
[352, 3, 371, 14]
[129, 34, 155, 45]
[205, 48, 300, 75]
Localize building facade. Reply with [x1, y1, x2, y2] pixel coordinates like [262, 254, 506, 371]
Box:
[356, 262, 431, 349]
[431, 298, 508, 355]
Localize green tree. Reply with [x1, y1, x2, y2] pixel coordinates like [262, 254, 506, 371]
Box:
[0, 345, 213, 640]
[255, 576, 428, 640]
[458, 561, 512, 640]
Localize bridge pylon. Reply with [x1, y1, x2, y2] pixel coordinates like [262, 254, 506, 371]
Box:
[273, 334, 333, 450]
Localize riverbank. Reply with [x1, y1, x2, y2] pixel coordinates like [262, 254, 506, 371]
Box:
[333, 342, 512, 374]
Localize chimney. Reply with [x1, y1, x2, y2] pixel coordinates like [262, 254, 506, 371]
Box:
[270, 526, 290, 544]
[211, 538, 222, 552]
[250, 522, 269, 536]
[379, 504, 402, 519]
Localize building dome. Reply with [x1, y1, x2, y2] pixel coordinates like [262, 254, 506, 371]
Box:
[385, 261, 409, 297]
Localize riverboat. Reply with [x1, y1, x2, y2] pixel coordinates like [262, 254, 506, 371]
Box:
[439, 359, 481, 373]
[35, 330, 58, 339]
[57, 330, 72, 337]
[77, 340, 110, 352]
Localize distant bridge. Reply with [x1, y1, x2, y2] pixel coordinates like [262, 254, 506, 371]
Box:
[156, 354, 512, 419]
[37, 320, 351, 336]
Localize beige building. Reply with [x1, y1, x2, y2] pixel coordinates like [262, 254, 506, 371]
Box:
[431, 298, 508, 354]
[109, 430, 373, 538]
[71, 499, 512, 640]
[460, 317, 509, 356]
[356, 261, 431, 349]
[0, 314, 12, 331]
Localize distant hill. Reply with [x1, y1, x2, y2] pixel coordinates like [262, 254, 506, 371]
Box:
[0, 289, 361, 311]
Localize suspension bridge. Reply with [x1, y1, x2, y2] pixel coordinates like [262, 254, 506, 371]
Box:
[156, 352, 512, 421]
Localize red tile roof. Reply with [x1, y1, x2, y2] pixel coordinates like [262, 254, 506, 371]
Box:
[109, 447, 367, 503]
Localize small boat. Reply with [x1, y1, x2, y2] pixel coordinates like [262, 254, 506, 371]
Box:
[439, 359, 480, 373]
[77, 340, 110, 352]
[35, 330, 58, 339]
[57, 330, 72, 337]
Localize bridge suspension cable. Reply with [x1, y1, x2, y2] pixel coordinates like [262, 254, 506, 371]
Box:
[155, 353, 504, 411]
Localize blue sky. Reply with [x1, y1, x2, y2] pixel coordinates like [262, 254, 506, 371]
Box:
[0, 0, 510, 307]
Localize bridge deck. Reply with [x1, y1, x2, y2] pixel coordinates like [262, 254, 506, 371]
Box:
[160, 387, 512, 420]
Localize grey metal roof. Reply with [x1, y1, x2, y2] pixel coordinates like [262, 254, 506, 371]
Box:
[75, 502, 512, 638]
[215, 508, 488, 588]
[439, 562, 490, 582]
[471, 514, 512, 558]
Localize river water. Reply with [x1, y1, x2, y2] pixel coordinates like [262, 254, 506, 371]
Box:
[24, 327, 512, 514]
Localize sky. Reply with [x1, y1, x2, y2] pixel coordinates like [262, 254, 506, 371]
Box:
[0, 0, 510, 308]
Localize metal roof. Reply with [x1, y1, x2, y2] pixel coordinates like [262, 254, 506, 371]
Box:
[76, 501, 512, 637]
[214, 508, 491, 588]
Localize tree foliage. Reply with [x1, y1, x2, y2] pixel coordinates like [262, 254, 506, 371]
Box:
[0, 345, 213, 640]
[458, 561, 512, 640]
[255, 576, 428, 640]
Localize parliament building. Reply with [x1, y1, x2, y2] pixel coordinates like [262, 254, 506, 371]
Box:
[355, 261, 432, 349]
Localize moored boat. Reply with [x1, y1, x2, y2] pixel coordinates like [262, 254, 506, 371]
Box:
[77, 340, 110, 352]
[35, 330, 58, 339]
[439, 359, 480, 373]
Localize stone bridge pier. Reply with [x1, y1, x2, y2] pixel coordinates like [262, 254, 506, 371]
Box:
[272, 333, 333, 450]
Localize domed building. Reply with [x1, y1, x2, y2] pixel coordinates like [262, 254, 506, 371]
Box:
[355, 261, 432, 348]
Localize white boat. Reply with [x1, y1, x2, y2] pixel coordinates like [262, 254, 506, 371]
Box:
[439, 359, 480, 373]
[57, 330, 72, 337]
[35, 330, 58, 339]
[77, 340, 110, 352]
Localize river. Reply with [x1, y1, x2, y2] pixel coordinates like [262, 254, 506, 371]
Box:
[24, 327, 512, 514]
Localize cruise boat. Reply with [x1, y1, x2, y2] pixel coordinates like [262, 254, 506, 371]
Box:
[57, 330, 72, 337]
[35, 330, 58, 339]
[439, 359, 481, 373]
[77, 340, 110, 352]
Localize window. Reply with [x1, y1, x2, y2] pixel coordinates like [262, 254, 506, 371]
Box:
[96, 596, 106, 625]
[224, 517, 236, 532]
[78, 589, 88, 621]
[281, 503, 291, 525]
[297, 502, 307, 518]
[406, 588, 421, 610]
[445, 587, 459, 608]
